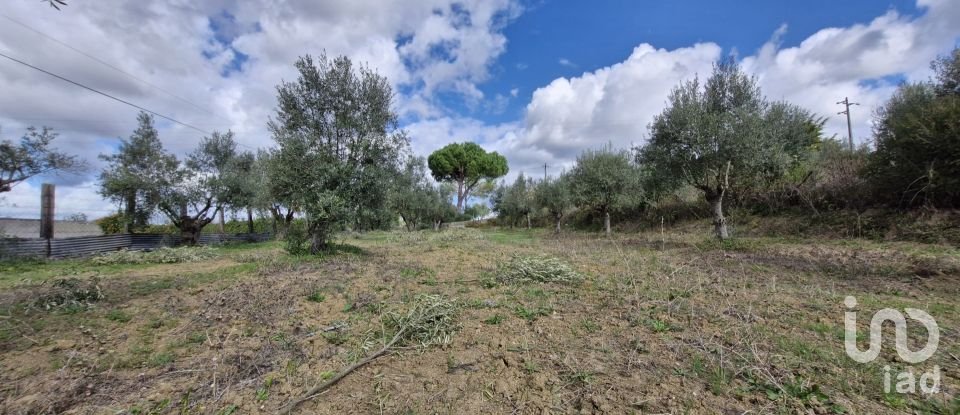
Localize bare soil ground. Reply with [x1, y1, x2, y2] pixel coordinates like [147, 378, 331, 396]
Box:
[1, 226, 958, 414]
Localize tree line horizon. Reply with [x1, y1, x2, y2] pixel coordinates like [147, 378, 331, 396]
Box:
[1, 47, 957, 249]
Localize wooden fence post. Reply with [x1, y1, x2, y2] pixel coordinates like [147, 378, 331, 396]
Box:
[40, 183, 55, 257]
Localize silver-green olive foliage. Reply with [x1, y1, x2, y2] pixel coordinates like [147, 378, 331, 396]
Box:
[98, 112, 176, 232]
[640, 59, 821, 239]
[1, 126, 81, 193]
[156, 130, 249, 245]
[535, 175, 572, 232]
[567, 146, 639, 235]
[269, 53, 408, 253]
[427, 142, 508, 213]
[493, 173, 535, 228]
[391, 155, 454, 231]
[255, 150, 297, 235]
[99, 112, 250, 243]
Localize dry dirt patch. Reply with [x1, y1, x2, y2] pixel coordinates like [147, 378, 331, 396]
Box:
[0, 232, 957, 414]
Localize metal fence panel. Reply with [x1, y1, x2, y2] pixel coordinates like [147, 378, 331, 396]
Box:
[0, 238, 49, 258]
[130, 234, 178, 250]
[0, 232, 273, 259]
[50, 234, 132, 258]
[198, 233, 273, 245]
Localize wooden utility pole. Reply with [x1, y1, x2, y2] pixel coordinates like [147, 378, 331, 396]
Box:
[543, 163, 549, 181]
[40, 183, 55, 239]
[40, 183, 54, 257]
[837, 97, 859, 151]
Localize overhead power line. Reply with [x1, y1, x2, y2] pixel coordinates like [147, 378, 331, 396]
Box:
[0, 13, 226, 121]
[0, 50, 212, 135]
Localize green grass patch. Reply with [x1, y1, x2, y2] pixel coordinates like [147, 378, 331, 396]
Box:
[106, 309, 132, 323]
[484, 230, 537, 245]
[579, 319, 600, 333]
[513, 304, 552, 321]
[255, 377, 274, 402]
[483, 314, 504, 325]
[306, 290, 326, 303]
[149, 352, 174, 367]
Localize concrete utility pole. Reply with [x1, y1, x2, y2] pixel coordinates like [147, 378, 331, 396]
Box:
[837, 97, 859, 151]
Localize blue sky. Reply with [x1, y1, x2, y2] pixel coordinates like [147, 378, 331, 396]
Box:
[468, 0, 921, 124]
[0, 0, 957, 218]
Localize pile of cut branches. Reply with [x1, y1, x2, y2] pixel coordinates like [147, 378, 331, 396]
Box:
[32, 278, 104, 311]
[90, 246, 217, 265]
[495, 254, 584, 284]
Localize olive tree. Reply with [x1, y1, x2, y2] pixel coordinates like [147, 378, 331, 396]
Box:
[188, 131, 254, 233]
[641, 59, 819, 239]
[254, 150, 297, 236]
[512, 174, 535, 229]
[427, 142, 508, 213]
[492, 174, 534, 228]
[568, 146, 639, 236]
[535, 175, 572, 233]
[427, 183, 458, 230]
[464, 203, 491, 221]
[391, 155, 439, 231]
[154, 131, 246, 244]
[99, 112, 175, 232]
[224, 150, 257, 233]
[269, 53, 407, 253]
[2, 126, 82, 193]
[932, 47, 960, 97]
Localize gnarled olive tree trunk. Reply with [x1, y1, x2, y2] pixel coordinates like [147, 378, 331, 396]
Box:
[169, 202, 217, 246]
[705, 189, 729, 240]
[179, 220, 204, 246]
[270, 205, 295, 239]
[308, 220, 332, 254]
[603, 211, 611, 237]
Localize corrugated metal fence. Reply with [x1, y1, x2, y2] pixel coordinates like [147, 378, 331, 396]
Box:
[0, 233, 272, 259]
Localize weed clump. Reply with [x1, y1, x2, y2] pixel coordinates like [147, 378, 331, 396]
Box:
[90, 246, 217, 265]
[495, 254, 584, 284]
[306, 290, 326, 303]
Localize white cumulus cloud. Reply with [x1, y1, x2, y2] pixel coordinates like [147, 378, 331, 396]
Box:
[493, 0, 960, 181]
[0, 0, 522, 219]
[1, 0, 958, 221]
